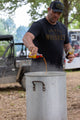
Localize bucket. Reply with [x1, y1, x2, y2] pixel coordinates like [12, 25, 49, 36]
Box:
[25, 71, 67, 120]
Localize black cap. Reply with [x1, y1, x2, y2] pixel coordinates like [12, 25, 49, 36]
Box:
[49, 1, 64, 13]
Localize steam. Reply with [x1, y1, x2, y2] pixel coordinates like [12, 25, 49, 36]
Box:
[30, 58, 63, 72]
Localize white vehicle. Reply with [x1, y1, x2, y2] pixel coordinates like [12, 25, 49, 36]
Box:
[65, 29, 80, 69]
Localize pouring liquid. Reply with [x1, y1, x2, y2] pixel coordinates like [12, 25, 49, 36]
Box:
[43, 57, 47, 73]
[28, 52, 47, 72]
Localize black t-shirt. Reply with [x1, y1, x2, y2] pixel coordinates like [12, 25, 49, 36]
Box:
[28, 18, 69, 68]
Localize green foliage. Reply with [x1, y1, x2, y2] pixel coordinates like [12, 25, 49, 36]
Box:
[27, 0, 80, 27]
[68, 20, 80, 29]
[0, 46, 5, 57]
[3, 18, 16, 34]
[0, 0, 80, 28]
[0, 0, 26, 14]
[77, 85, 80, 89]
[0, 19, 8, 34]
[0, 18, 16, 35]
[27, 0, 51, 22]
[0, 18, 16, 56]
[15, 26, 29, 43]
[0, 42, 9, 57]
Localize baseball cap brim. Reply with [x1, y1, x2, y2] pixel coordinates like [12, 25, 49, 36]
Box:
[52, 9, 63, 13]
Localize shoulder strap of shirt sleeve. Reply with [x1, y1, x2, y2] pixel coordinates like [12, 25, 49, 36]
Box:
[28, 21, 42, 37]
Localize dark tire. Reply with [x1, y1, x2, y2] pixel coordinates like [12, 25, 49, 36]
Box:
[20, 76, 26, 91]
[18, 66, 30, 91]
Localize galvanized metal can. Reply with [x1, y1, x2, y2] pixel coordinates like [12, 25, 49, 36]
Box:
[25, 71, 67, 120]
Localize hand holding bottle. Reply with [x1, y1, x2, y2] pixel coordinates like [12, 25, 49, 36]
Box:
[66, 48, 75, 63]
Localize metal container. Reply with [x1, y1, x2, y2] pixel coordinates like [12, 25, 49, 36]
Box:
[25, 71, 67, 120]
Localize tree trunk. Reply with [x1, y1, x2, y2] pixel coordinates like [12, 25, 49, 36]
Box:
[63, 0, 69, 28]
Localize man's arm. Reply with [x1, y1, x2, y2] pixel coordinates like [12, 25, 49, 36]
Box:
[64, 43, 75, 63]
[23, 32, 38, 55]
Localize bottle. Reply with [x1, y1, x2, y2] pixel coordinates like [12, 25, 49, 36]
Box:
[28, 52, 43, 59]
[66, 48, 74, 58]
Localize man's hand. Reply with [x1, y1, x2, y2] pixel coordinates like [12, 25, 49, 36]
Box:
[28, 45, 38, 56]
[64, 43, 75, 63]
[67, 54, 75, 63]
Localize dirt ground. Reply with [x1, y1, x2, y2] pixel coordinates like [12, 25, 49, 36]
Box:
[0, 71, 80, 120]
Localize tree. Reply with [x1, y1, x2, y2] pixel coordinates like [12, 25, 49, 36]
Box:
[27, 0, 80, 28]
[3, 18, 16, 34]
[0, 18, 16, 35]
[62, 0, 80, 28]
[0, 0, 80, 28]
[0, 18, 16, 57]
[15, 26, 29, 43]
[69, 20, 80, 29]
[15, 26, 29, 52]
[0, 19, 8, 34]
[0, 0, 26, 14]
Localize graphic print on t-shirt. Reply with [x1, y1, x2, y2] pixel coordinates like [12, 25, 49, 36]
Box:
[46, 28, 65, 41]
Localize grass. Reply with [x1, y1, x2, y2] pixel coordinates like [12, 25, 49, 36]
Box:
[77, 85, 80, 89]
[65, 68, 80, 72]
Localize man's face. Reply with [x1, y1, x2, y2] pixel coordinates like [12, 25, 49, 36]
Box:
[47, 8, 61, 24]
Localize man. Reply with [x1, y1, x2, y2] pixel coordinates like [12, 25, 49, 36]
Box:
[23, 1, 74, 71]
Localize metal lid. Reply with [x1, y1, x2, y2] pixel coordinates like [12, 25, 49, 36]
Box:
[25, 71, 66, 77]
